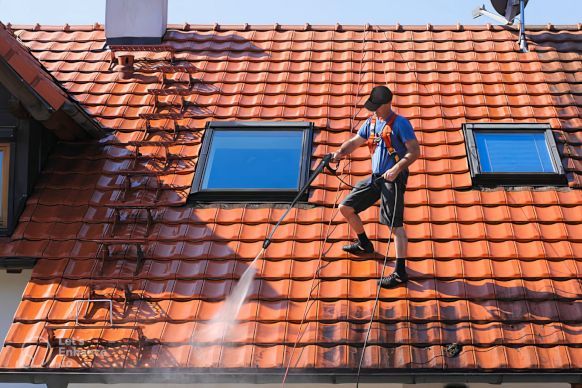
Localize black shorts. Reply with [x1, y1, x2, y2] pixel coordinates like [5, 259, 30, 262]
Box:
[340, 171, 408, 227]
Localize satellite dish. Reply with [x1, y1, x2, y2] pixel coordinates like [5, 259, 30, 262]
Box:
[472, 0, 530, 52]
[491, 0, 529, 23]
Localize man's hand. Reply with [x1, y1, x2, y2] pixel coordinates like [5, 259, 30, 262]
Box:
[331, 151, 343, 162]
[382, 166, 401, 182]
[382, 139, 419, 182]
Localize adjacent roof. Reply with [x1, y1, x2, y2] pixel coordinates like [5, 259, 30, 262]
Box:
[0, 22, 106, 139]
[0, 23, 581, 384]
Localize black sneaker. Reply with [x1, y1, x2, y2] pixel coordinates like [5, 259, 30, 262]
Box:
[342, 240, 374, 255]
[378, 271, 408, 288]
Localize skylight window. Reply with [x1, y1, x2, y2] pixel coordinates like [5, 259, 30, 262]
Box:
[190, 122, 313, 202]
[464, 123, 565, 186]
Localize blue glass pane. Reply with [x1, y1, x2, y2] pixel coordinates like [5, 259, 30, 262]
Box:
[475, 131, 556, 173]
[202, 130, 304, 190]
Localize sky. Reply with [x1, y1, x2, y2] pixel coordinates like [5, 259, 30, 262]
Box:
[0, 0, 580, 26]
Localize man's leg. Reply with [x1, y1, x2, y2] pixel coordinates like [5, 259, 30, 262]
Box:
[378, 226, 408, 288]
[378, 178, 409, 288]
[393, 226, 408, 275]
[339, 178, 379, 254]
[339, 204, 374, 253]
[339, 204, 365, 234]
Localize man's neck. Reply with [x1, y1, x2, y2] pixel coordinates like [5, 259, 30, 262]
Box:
[375, 108, 393, 121]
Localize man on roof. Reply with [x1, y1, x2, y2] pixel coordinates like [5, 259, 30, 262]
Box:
[332, 85, 420, 288]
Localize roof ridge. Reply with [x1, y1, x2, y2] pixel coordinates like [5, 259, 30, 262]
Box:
[6, 22, 582, 32]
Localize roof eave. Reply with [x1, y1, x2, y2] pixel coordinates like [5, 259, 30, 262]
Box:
[0, 55, 53, 121]
[0, 369, 580, 385]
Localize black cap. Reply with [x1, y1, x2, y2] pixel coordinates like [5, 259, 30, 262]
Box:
[364, 86, 393, 111]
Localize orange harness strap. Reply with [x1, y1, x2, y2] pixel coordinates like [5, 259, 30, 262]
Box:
[366, 113, 400, 162]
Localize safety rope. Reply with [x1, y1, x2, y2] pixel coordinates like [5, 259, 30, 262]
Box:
[353, 26, 401, 387]
[280, 163, 349, 385]
[365, 26, 579, 373]
[281, 28, 371, 386]
[355, 183, 398, 388]
[350, 29, 371, 135]
[280, 128, 367, 383]
[370, 27, 476, 370]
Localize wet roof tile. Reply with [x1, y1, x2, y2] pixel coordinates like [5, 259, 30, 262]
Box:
[0, 23, 581, 378]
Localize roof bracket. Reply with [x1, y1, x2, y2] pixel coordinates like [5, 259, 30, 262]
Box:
[119, 171, 163, 202]
[110, 205, 156, 236]
[87, 279, 133, 317]
[97, 239, 146, 276]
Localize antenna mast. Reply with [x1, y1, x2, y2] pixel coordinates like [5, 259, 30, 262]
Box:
[517, 0, 529, 52]
[473, 0, 529, 53]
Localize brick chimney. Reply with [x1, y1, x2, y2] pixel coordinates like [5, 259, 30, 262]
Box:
[105, 0, 168, 45]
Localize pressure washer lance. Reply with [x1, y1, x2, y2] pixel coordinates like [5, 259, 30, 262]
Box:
[262, 153, 337, 250]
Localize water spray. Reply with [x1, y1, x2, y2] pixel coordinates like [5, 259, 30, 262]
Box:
[194, 154, 337, 342]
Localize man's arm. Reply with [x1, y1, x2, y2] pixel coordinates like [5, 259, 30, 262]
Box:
[332, 134, 367, 161]
[382, 138, 420, 182]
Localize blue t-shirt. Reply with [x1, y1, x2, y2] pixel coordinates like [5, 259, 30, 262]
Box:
[357, 113, 417, 174]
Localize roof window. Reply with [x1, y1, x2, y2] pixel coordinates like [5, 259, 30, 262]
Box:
[190, 122, 313, 202]
[463, 123, 566, 186]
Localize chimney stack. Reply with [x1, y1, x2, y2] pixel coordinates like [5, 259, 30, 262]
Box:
[105, 0, 168, 45]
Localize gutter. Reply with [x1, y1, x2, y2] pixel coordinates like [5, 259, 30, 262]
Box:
[60, 100, 107, 139]
[0, 369, 580, 386]
[0, 256, 36, 273]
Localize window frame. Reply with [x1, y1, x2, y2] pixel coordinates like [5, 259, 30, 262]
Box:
[190, 121, 314, 202]
[0, 126, 15, 233]
[0, 143, 11, 229]
[463, 123, 566, 186]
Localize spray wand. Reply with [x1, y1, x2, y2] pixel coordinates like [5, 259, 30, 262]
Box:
[262, 153, 337, 250]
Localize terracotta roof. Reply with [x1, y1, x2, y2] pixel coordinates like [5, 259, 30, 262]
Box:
[0, 23, 69, 110]
[0, 23, 106, 139]
[0, 23, 581, 382]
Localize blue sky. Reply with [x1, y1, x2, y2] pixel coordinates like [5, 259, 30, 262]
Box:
[0, 0, 580, 25]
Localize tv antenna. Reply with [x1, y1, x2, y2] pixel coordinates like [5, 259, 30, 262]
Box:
[473, 0, 529, 52]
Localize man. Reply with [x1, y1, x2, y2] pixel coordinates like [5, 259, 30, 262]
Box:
[332, 85, 420, 288]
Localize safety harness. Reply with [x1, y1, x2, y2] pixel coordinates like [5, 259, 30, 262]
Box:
[366, 112, 400, 162]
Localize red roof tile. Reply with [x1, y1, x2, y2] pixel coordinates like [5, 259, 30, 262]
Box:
[0, 24, 67, 111]
[0, 23, 107, 139]
[0, 23, 581, 382]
